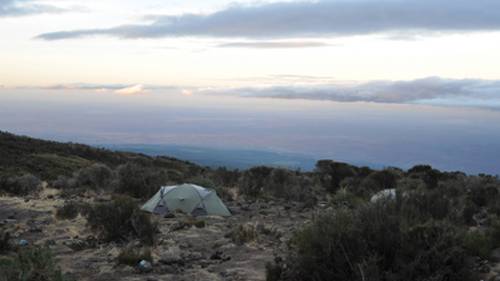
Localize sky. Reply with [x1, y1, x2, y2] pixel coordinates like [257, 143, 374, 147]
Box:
[1, 0, 500, 174]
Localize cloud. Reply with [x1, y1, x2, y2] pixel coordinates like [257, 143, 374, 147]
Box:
[36, 0, 500, 40]
[45, 83, 130, 91]
[217, 41, 332, 49]
[0, 0, 65, 17]
[200, 77, 500, 109]
[114, 84, 148, 95]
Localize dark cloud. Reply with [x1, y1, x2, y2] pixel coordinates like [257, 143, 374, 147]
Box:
[36, 0, 500, 40]
[0, 0, 65, 17]
[202, 77, 500, 109]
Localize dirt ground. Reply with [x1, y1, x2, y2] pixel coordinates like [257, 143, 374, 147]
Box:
[0, 188, 315, 281]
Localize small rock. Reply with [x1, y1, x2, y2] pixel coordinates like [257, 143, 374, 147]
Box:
[138, 260, 153, 273]
[18, 239, 29, 246]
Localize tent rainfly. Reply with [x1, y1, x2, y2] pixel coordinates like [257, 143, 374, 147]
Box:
[141, 184, 231, 216]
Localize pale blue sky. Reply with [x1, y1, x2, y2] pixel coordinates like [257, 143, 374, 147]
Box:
[1, 0, 500, 173]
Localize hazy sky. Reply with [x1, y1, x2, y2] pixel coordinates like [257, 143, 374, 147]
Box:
[1, 0, 500, 174]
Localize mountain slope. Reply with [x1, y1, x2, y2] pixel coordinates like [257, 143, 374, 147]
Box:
[0, 131, 199, 180]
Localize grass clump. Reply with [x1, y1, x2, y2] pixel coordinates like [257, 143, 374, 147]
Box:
[117, 247, 152, 266]
[227, 223, 258, 245]
[85, 195, 156, 245]
[0, 228, 11, 254]
[55, 201, 80, 220]
[0, 174, 42, 196]
[267, 201, 475, 281]
[0, 246, 70, 281]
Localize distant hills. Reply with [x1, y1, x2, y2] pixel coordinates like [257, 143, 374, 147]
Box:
[101, 144, 319, 171]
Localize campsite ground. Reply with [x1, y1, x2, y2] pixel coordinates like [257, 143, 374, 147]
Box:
[0, 188, 315, 281]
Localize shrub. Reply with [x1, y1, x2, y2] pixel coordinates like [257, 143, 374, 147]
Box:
[227, 223, 258, 245]
[0, 246, 70, 281]
[117, 247, 152, 266]
[463, 230, 492, 259]
[188, 176, 217, 189]
[239, 166, 274, 198]
[0, 174, 42, 196]
[239, 167, 316, 203]
[86, 196, 156, 244]
[330, 188, 364, 208]
[213, 167, 240, 187]
[115, 163, 168, 198]
[55, 201, 80, 220]
[74, 163, 113, 190]
[52, 175, 76, 190]
[368, 169, 399, 192]
[269, 203, 475, 281]
[315, 160, 357, 192]
[0, 228, 11, 254]
[399, 189, 453, 224]
[264, 168, 315, 202]
[408, 165, 442, 189]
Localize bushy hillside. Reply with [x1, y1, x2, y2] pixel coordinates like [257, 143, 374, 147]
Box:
[1, 131, 500, 281]
[0, 131, 200, 180]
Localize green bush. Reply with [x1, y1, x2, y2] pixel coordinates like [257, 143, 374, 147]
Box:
[55, 201, 80, 220]
[86, 196, 156, 245]
[315, 160, 357, 192]
[239, 166, 274, 198]
[117, 247, 152, 266]
[227, 223, 258, 245]
[115, 163, 168, 198]
[74, 163, 113, 190]
[330, 188, 365, 208]
[0, 246, 70, 281]
[268, 203, 475, 281]
[0, 174, 42, 196]
[239, 167, 316, 203]
[463, 230, 492, 259]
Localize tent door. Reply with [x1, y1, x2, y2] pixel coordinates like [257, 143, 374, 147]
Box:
[153, 201, 169, 215]
[191, 204, 208, 216]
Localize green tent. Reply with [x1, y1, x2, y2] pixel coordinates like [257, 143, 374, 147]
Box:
[141, 183, 231, 216]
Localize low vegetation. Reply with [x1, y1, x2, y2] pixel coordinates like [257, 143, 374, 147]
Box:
[0, 246, 70, 281]
[2, 132, 500, 280]
[0, 173, 42, 196]
[85, 195, 157, 245]
[117, 247, 152, 266]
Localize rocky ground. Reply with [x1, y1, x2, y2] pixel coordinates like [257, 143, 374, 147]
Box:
[0, 188, 316, 281]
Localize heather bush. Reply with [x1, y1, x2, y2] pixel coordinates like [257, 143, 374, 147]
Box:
[55, 201, 80, 220]
[0, 246, 70, 281]
[0, 228, 11, 254]
[115, 162, 168, 198]
[86, 195, 156, 245]
[74, 163, 113, 190]
[315, 160, 357, 192]
[0, 174, 42, 196]
[239, 167, 316, 203]
[267, 202, 475, 281]
[238, 166, 273, 198]
[117, 247, 152, 266]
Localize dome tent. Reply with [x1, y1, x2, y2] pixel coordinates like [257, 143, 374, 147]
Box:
[141, 183, 231, 216]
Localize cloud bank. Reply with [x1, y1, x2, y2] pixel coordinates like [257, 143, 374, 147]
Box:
[217, 41, 332, 49]
[202, 77, 500, 109]
[114, 84, 148, 95]
[0, 0, 64, 17]
[36, 0, 500, 40]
